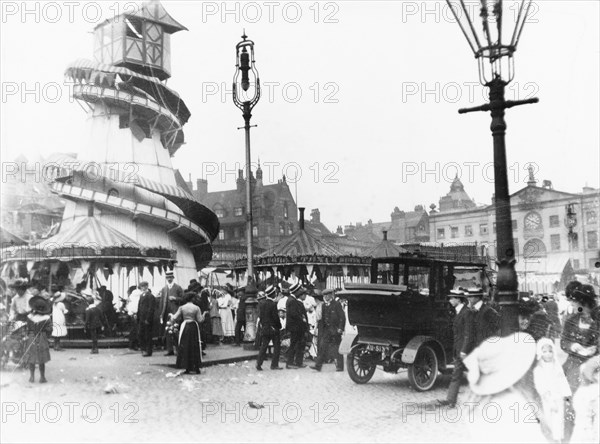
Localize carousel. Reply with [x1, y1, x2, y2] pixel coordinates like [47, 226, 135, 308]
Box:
[232, 209, 371, 291]
[0, 214, 178, 344]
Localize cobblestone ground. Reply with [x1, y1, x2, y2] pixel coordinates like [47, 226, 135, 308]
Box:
[1, 349, 491, 443]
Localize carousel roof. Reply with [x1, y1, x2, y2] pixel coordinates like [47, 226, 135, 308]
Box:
[260, 229, 344, 257]
[365, 238, 409, 258]
[1, 217, 176, 264]
[38, 217, 144, 250]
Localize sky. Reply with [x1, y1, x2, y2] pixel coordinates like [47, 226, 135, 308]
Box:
[1, 1, 599, 231]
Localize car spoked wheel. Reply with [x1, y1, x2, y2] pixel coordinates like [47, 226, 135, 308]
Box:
[346, 344, 377, 384]
[407, 345, 439, 391]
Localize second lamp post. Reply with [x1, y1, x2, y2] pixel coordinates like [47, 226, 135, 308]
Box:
[233, 33, 261, 295]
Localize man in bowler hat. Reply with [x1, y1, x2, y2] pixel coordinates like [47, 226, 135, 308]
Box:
[256, 286, 283, 370]
[438, 289, 474, 407]
[138, 282, 156, 357]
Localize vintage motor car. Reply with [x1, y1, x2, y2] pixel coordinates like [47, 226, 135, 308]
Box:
[338, 244, 491, 391]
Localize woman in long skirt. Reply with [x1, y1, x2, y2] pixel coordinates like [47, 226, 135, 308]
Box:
[209, 290, 223, 343]
[217, 290, 235, 341]
[171, 292, 205, 374]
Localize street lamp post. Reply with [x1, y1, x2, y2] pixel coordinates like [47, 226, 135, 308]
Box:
[233, 32, 261, 296]
[446, 0, 539, 335]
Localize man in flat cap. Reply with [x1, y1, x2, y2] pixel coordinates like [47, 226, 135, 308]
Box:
[285, 282, 309, 369]
[256, 285, 283, 370]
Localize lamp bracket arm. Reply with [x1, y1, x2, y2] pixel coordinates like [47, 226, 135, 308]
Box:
[504, 97, 539, 109]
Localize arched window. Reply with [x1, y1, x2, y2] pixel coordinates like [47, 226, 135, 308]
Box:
[523, 238, 547, 260]
[283, 201, 289, 219]
[279, 222, 285, 235]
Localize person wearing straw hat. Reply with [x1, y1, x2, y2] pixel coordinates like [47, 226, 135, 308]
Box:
[465, 288, 500, 348]
[462, 332, 550, 443]
[256, 285, 283, 371]
[285, 281, 309, 369]
[438, 289, 474, 407]
[310, 288, 345, 372]
[51, 290, 68, 351]
[23, 295, 53, 383]
[159, 271, 184, 356]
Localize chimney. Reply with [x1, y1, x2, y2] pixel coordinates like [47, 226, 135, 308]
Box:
[237, 169, 245, 192]
[298, 207, 305, 230]
[382, 230, 388, 241]
[311, 208, 321, 224]
[196, 178, 208, 197]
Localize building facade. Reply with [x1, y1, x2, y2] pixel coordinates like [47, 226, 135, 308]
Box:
[429, 172, 600, 293]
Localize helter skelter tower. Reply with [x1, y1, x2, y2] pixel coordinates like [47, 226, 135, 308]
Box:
[42, 1, 218, 286]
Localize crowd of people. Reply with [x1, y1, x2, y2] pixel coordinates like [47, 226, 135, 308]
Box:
[438, 281, 599, 444]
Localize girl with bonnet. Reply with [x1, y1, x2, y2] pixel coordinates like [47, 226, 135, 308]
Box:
[23, 295, 53, 383]
[533, 337, 571, 442]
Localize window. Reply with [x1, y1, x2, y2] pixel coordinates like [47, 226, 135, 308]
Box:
[437, 228, 445, 240]
[279, 222, 285, 235]
[252, 226, 258, 237]
[550, 234, 561, 251]
[512, 220, 518, 231]
[405, 266, 430, 294]
[480, 224, 488, 235]
[107, 188, 119, 198]
[571, 235, 579, 250]
[587, 231, 598, 249]
[523, 239, 547, 259]
[573, 259, 580, 270]
[234, 207, 243, 217]
[283, 202, 289, 219]
[451, 227, 459, 238]
[465, 225, 473, 236]
[586, 211, 597, 225]
[513, 239, 519, 257]
[218, 230, 224, 240]
[215, 208, 225, 218]
[549, 215, 559, 228]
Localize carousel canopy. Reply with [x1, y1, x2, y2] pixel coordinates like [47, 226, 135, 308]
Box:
[365, 231, 409, 258]
[261, 229, 344, 257]
[1, 217, 176, 264]
[0, 226, 28, 246]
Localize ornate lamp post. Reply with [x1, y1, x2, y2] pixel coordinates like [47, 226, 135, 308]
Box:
[446, 0, 539, 335]
[232, 32, 261, 296]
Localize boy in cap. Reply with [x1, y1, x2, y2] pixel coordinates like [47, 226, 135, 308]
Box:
[84, 289, 103, 354]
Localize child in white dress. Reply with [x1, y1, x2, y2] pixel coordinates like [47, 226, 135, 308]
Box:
[533, 338, 572, 442]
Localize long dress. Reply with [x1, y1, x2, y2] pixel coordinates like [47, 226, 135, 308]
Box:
[209, 297, 223, 338]
[218, 293, 235, 337]
[23, 314, 52, 365]
[52, 302, 68, 337]
[172, 303, 204, 373]
[533, 340, 572, 441]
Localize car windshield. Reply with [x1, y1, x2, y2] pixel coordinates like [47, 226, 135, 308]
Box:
[452, 266, 484, 291]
